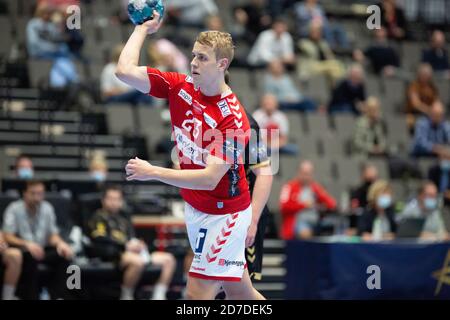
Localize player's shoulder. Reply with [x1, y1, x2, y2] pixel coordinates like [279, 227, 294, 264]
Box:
[214, 93, 249, 130]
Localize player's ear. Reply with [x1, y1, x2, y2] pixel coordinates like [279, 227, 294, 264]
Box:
[217, 58, 229, 72]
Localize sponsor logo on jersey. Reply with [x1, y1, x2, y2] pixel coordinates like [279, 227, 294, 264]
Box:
[178, 89, 192, 105]
[217, 99, 232, 118]
[174, 126, 207, 166]
[203, 112, 217, 129]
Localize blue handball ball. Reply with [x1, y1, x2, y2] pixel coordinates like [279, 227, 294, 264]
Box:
[128, 0, 165, 26]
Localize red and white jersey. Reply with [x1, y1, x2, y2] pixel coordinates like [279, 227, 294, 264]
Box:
[147, 67, 251, 214]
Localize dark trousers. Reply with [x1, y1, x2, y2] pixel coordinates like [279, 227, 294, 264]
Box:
[16, 247, 72, 300]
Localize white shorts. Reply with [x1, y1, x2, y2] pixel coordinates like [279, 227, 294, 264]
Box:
[185, 202, 252, 282]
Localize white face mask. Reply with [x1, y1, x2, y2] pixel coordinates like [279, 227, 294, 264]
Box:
[18, 168, 34, 179]
[377, 194, 392, 209]
[91, 171, 106, 182]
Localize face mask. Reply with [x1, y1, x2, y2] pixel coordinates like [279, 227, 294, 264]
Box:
[377, 194, 392, 209]
[440, 160, 450, 171]
[18, 168, 34, 180]
[91, 171, 106, 182]
[424, 197, 437, 211]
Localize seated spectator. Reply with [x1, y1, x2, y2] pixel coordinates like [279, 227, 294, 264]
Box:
[405, 63, 439, 130]
[379, 0, 407, 41]
[429, 159, 450, 206]
[146, 39, 189, 74]
[0, 231, 22, 300]
[352, 96, 388, 156]
[279, 160, 337, 240]
[87, 185, 176, 300]
[411, 100, 450, 158]
[14, 155, 34, 180]
[353, 27, 400, 76]
[328, 64, 366, 115]
[247, 18, 295, 69]
[349, 163, 379, 233]
[297, 21, 345, 86]
[26, 3, 68, 59]
[233, 0, 272, 44]
[252, 94, 298, 155]
[89, 154, 109, 183]
[2, 180, 74, 300]
[263, 59, 317, 112]
[358, 180, 397, 241]
[294, 0, 349, 50]
[398, 181, 449, 241]
[101, 44, 153, 106]
[422, 30, 450, 79]
[166, 0, 218, 28]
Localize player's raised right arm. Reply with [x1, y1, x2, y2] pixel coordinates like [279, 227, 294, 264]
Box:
[115, 11, 163, 94]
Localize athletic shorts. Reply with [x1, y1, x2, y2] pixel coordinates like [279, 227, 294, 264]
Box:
[185, 202, 252, 282]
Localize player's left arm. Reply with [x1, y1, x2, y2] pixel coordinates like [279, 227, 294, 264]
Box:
[125, 155, 230, 190]
[246, 162, 273, 247]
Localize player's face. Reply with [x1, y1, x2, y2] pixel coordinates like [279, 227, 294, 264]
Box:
[191, 42, 225, 88]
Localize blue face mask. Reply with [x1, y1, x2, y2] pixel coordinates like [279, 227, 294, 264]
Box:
[424, 197, 437, 211]
[91, 171, 106, 182]
[377, 194, 392, 209]
[18, 168, 34, 180]
[440, 160, 450, 171]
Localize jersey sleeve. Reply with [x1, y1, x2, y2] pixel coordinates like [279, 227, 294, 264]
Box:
[147, 67, 186, 99]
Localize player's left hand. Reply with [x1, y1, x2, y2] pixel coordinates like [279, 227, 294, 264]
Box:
[125, 157, 154, 181]
[245, 223, 258, 248]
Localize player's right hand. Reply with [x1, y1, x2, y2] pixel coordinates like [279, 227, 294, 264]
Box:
[136, 11, 163, 35]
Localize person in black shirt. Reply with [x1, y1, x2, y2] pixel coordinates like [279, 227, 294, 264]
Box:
[87, 185, 176, 300]
[329, 64, 367, 115]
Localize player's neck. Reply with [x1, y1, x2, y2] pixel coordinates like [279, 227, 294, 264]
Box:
[199, 79, 230, 97]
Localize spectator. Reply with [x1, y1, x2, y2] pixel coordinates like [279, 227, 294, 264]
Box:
[297, 21, 345, 86]
[252, 94, 298, 155]
[429, 159, 450, 206]
[411, 100, 450, 158]
[2, 180, 74, 300]
[398, 181, 449, 241]
[328, 64, 366, 115]
[146, 39, 189, 74]
[166, 0, 218, 28]
[26, 3, 68, 59]
[263, 59, 317, 112]
[353, 27, 400, 76]
[14, 155, 34, 180]
[247, 18, 295, 69]
[405, 63, 439, 130]
[352, 96, 388, 156]
[422, 30, 450, 79]
[0, 231, 23, 300]
[205, 14, 224, 32]
[279, 160, 337, 240]
[101, 44, 153, 106]
[87, 185, 176, 300]
[294, 0, 349, 50]
[349, 164, 379, 234]
[379, 0, 407, 40]
[89, 154, 109, 183]
[233, 0, 272, 44]
[358, 180, 397, 241]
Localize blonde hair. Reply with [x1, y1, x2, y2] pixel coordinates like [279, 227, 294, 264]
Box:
[195, 31, 235, 68]
[367, 180, 392, 205]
